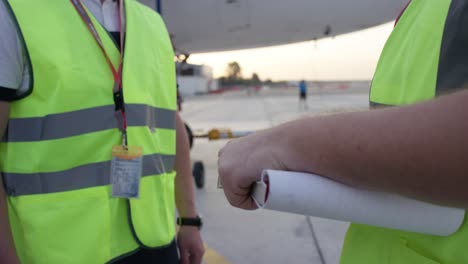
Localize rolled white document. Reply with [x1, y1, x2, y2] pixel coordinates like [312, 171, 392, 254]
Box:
[252, 170, 465, 236]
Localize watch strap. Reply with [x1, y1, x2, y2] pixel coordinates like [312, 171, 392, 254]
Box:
[177, 217, 202, 227]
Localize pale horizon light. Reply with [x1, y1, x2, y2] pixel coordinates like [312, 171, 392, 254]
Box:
[187, 22, 394, 82]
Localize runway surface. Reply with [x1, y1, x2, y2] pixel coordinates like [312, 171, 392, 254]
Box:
[180, 85, 369, 264]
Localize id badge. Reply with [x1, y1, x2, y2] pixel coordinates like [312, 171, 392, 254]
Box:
[111, 146, 143, 198]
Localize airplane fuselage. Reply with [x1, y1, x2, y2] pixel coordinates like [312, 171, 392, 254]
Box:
[141, 0, 408, 53]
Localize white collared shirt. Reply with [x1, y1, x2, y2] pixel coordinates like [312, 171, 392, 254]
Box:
[0, 0, 120, 93]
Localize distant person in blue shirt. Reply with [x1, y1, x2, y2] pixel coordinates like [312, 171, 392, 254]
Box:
[299, 80, 308, 110]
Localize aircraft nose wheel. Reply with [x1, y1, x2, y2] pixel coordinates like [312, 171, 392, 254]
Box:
[192, 161, 205, 189]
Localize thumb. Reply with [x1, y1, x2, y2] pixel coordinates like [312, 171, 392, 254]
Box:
[179, 247, 190, 264]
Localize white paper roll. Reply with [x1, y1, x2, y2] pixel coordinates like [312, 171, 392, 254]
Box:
[252, 170, 465, 236]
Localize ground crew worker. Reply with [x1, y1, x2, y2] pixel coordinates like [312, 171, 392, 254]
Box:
[218, 0, 468, 263]
[0, 0, 204, 263]
[298, 80, 308, 110]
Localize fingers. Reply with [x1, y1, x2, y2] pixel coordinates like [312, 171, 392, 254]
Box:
[219, 172, 258, 210]
[180, 248, 189, 264]
[218, 142, 259, 210]
[180, 244, 204, 264]
[178, 228, 205, 264]
[222, 183, 259, 210]
[189, 244, 205, 264]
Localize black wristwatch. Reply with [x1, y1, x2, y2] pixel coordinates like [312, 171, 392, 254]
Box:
[177, 216, 203, 230]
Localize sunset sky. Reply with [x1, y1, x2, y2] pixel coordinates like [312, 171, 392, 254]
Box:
[188, 22, 394, 81]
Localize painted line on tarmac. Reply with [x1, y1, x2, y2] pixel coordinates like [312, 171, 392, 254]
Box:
[306, 216, 326, 264]
[204, 244, 231, 264]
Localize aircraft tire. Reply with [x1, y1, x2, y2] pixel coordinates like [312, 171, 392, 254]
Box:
[193, 161, 205, 189]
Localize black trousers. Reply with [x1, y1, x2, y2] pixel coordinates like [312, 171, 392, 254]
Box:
[114, 240, 180, 264]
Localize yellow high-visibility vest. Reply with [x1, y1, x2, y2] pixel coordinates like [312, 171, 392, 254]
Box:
[1, 0, 177, 263]
[341, 0, 468, 263]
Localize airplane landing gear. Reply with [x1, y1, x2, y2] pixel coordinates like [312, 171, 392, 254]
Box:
[192, 161, 205, 189]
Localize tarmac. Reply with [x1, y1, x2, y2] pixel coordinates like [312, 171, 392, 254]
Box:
[180, 84, 370, 264]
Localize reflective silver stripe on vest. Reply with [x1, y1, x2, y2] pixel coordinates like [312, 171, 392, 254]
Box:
[2, 154, 175, 196]
[4, 104, 176, 142]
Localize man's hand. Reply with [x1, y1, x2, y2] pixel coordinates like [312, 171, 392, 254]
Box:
[0, 247, 21, 264]
[217, 128, 287, 210]
[0, 102, 20, 264]
[174, 112, 205, 263]
[221, 90, 468, 208]
[177, 226, 204, 264]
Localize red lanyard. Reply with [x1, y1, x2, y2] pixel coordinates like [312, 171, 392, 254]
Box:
[71, 0, 128, 146]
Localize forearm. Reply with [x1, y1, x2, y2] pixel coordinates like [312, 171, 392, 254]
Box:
[0, 102, 20, 263]
[0, 180, 20, 264]
[278, 89, 468, 207]
[174, 113, 197, 217]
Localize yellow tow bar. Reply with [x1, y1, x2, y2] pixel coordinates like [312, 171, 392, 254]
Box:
[195, 129, 254, 140]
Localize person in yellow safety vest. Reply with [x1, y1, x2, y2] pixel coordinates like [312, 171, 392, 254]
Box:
[0, 0, 204, 263]
[218, 0, 468, 263]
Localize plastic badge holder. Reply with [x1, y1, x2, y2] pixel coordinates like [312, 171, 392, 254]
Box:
[111, 146, 143, 199]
